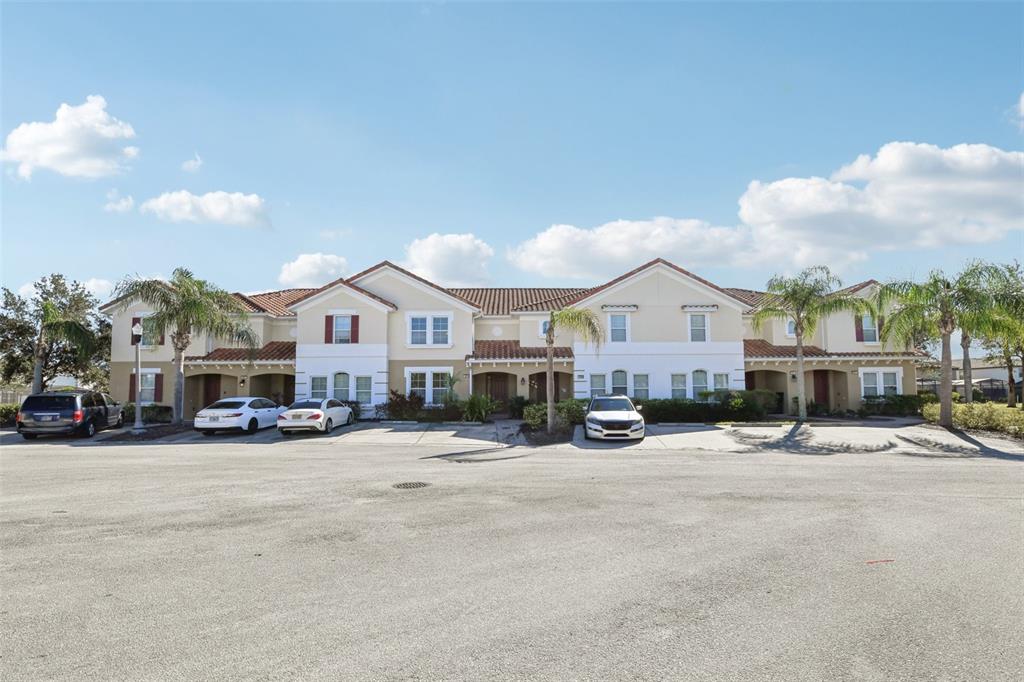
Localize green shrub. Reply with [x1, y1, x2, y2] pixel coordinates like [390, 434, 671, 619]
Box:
[556, 399, 588, 425]
[0, 403, 18, 427]
[923, 402, 1024, 438]
[633, 392, 765, 423]
[122, 402, 174, 424]
[860, 394, 926, 417]
[508, 395, 529, 419]
[736, 389, 778, 415]
[463, 393, 500, 422]
[523, 403, 546, 429]
[382, 391, 424, 420]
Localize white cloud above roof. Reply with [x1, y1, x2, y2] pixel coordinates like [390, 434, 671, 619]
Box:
[278, 253, 348, 288]
[1, 95, 138, 179]
[402, 232, 494, 286]
[139, 190, 269, 227]
[103, 189, 134, 213]
[181, 152, 202, 173]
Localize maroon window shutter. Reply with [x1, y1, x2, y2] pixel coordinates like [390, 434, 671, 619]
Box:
[854, 315, 864, 342]
[129, 376, 136, 402]
[351, 315, 360, 344]
[158, 330, 165, 345]
[154, 374, 164, 402]
[324, 315, 334, 343]
[131, 316, 141, 345]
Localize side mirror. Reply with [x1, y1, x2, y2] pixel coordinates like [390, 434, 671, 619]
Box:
[635, 404, 643, 412]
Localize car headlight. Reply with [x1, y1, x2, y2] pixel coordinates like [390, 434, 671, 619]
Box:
[586, 417, 600, 426]
[631, 418, 644, 426]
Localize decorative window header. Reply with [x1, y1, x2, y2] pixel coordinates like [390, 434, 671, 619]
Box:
[681, 304, 718, 312]
[601, 304, 638, 312]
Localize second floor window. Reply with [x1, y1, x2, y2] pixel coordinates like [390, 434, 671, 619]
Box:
[410, 317, 428, 345]
[861, 314, 878, 343]
[334, 315, 352, 344]
[786, 319, 796, 337]
[409, 314, 451, 346]
[689, 314, 707, 342]
[610, 315, 628, 343]
[432, 317, 449, 345]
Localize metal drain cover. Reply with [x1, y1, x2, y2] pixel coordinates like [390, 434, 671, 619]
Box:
[393, 481, 430, 490]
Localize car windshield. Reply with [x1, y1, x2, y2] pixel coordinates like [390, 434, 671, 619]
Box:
[207, 400, 246, 410]
[590, 398, 633, 412]
[289, 401, 322, 410]
[22, 395, 77, 411]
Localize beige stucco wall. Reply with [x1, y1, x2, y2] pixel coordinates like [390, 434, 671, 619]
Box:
[294, 289, 389, 345]
[741, 315, 825, 347]
[746, 360, 918, 414]
[355, 272, 474, 361]
[516, 315, 575, 348]
[110, 360, 178, 405]
[822, 309, 909, 354]
[474, 319, 517, 341]
[387, 359, 472, 399]
[576, 270, 744, 343]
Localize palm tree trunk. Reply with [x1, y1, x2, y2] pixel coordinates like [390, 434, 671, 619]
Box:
[938, 332, 953, 428]
[173, 347, 185, 426]
[795, 334, 807, 421]
[1004, 350, 1016, 409]
[960, 332, 972, 403]
[545, 342, 555, 434]
[32, 325, 46, 393]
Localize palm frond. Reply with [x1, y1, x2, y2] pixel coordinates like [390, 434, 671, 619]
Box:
[551, 307, 603, 347]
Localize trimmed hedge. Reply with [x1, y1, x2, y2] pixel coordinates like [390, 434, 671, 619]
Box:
[634, 391, 767, 423]
[0, 403, 18, 427]
[122, 402, 174, 424]
[923, 402, 1023, 439]
[522, 399, 588, 429]
[859, 394, 927, 417]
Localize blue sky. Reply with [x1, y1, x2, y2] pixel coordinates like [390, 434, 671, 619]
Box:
[2, 1, 1022, 301]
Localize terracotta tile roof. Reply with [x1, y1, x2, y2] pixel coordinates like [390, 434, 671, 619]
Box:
[346, 261, 480, 309]
[239, 289, 318, 316]
[834, 279, 879, 296]
[722, 288, 768, 308]
[511, 289, 595, 313]
[562, 259, 752, 308]
[448, 288, 590, 315]
[468, 340, 573, 361]
[743, 339, 927, 359]
[186, 341, 296, 362]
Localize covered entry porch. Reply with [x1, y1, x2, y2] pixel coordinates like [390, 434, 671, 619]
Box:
[183, 342, 297, 417]
[467, 340, 574, 411]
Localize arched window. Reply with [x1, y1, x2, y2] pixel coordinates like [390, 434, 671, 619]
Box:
[333, 372, 350, 401]
[611, 370, 628, 395]
[692, 370, 708, 401]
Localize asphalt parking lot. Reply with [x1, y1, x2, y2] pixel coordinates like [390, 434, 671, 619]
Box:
[2, 427, 1022, 680]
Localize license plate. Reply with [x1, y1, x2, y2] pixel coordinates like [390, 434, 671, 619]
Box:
[209, 416, 219, 422]
[37, 415, 58, 422]
[292, 415, 304, 420]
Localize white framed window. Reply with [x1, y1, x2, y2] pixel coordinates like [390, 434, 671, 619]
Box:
[333, 372, 350, 400]
[861, 314, 879, 343]
[431, 373, 451, 403]
[689, 313, 707, 342]
[141, 317, 160, 347]
[139, 373, 157, 403]
[859, 368, 902, 398]
[538, 319, 551, 338]
[407, 313, 453, 347]
[310, 376, 328, 400]
[786, 319, 796, 337]
[633, 374, 649, 400]
[611, 370, 628, 395]
[590, 374, 606, 398]
[409, 372, 427, 400]
[609, 314, 629, 343]
[355, 376, 372, 404]
[692, 370, 709, 401]
[714, 373, 729, 391]
[333, 315, 352, 344]
[671, 374, 687, 400]
[432, 316, 449, 345]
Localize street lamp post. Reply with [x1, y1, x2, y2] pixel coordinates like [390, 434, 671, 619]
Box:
[131, 322, 146, 434]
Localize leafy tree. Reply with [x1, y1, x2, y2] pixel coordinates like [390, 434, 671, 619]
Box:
[113, 268, 259, 425]
[544, 308, 602, 433]
[0, 275, 102, 392]
[880, 262, 1003, 428]
[978, 262, 1024, 409]
[752, 266, 869, 421]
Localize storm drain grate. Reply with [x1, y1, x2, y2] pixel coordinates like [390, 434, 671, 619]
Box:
[393, 481, 431, 490]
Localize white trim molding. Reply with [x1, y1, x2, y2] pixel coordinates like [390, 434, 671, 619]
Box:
[681, 304, 718, 312]
[601, 304, 638, 312]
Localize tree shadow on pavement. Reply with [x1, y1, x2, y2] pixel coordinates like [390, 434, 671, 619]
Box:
[728, 423, 898, 456]
[894, 432, 1024, 462]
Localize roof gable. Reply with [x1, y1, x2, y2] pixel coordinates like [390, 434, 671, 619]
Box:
[564, 259, 748, 311]
[285, 277, 397, 312]
[348, 261, 481, 312]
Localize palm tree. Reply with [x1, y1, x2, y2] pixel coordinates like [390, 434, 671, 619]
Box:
[752, 266, 869, 421]
[544, 308, 602, 433]
[879, 262, 1001, 428]
[978, 262, 1024, 409]
[31, 301, 96, 393]
[114, 268, 259, 425]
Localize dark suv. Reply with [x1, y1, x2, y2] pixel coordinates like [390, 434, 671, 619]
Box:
[16, 391, 124, 440]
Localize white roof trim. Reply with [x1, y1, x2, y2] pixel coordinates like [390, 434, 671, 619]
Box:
[287, 281, 396, 313]
[569, 262, 746, 312]
[352, 266, 480, 312]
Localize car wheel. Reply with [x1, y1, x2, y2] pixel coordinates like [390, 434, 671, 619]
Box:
[22, 433, 37, 440]
[346, 411, 354, 425]
[202, 430, 216, 437]
[82, 421, 96, 438]
[325, 418, 333, 433]
[246, 418, 258, 434]
[116, 413, 124, 428]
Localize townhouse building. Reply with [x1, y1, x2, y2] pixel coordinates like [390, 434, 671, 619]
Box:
[100, 259, 924, 417]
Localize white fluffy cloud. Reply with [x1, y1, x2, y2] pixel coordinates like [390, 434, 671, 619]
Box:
[140, 190, 269, 227]
[103, 189, 134, 213]
[402, 233, 494, 286]
[82, 278, 114, 300]
[1, 95, 138, 179]
[181, 152, 202, 173]
[278, 253, 349, 288]
[510, 141, 1024, 278]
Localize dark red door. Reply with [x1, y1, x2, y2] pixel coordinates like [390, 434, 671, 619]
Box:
[203, 375, 221, 408]
[813, 370, 829, 406]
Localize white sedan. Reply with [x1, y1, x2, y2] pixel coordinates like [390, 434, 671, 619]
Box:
[278, 398, 355, 435]
[194, 397, 286, 435]
[584, 395, 646, 441]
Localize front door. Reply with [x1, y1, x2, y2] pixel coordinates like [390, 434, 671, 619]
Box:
[813, 370, 829, 407]
[203, 375, 221, 409]
[487, 374, 509, 405]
